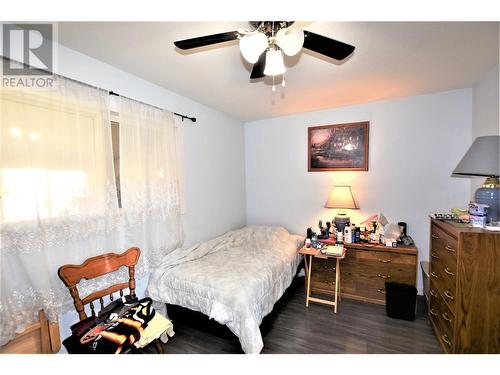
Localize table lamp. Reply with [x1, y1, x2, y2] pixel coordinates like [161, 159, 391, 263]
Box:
[452, 135, 500, 223]
[325, 185, 359, 231]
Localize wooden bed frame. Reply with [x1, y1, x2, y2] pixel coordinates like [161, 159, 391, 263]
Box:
[0, 310, 60, 354]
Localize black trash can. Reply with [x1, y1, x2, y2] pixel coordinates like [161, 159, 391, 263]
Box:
[385, 281, 417, 321]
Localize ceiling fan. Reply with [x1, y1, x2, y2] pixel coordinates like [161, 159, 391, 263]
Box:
[174, 21, 355, 89]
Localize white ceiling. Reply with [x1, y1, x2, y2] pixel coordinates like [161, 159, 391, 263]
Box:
[58, 22, 499, 122]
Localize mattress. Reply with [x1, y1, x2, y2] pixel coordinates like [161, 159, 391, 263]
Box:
[146, 225, 303, 353]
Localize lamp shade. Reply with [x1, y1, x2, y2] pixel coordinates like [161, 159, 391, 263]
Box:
[452, 136, 500, 177]
[324, 185, 359, 209]
[263, 49, 286, 76]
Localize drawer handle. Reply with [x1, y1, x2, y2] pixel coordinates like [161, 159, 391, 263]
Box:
[441, 312, 453, 323]
[377, 288, 386, 294]
[377, 273, 391, 279]
[444, 267, 455, 276]
[378, 258, 391, 263]
[441, 334, 452, 346]
[444, 290, 454, 300]
[445, 245, 455, 253]
[430, 289, 437, 297]
[429, 308, 438, 317]
[431, 234, 439, 239]
[431, 252, 439, 259]
[431, 271, 440, 279]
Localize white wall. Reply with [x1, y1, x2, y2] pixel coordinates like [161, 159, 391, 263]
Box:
[470, 65, 499, 195]
[48, 42, 246, 351]
[245, 89, 473, 294]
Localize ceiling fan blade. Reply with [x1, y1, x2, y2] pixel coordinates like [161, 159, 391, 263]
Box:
[303, 30, 355, 60]
[250, 51, 266, 79]
[174, 31, 239, 50]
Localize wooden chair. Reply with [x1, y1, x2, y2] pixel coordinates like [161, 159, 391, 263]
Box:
[58, 247, 164, 354]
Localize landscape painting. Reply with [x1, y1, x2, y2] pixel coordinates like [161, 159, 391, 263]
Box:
[308, 121, 369, 171]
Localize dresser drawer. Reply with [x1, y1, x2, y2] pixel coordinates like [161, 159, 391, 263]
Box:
[347, 248, 415, 266]
[430, 246, 457, 276]
[338, 261, 356, 295]
[389, 253, 417, 266]
[310, 258, 337, 291]
[351, 256, 415, 283]
[353, 263, 387, 302]
[429, 288, 455, 352]
[357, 280, 387, 302]
[431, 224, 458, 273]
[430, 278, 456, 314]
[347, 249, 391, 265]
[430, 256, 457, 303]
[388, 264, 417, 285]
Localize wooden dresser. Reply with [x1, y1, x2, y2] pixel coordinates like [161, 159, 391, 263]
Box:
[310, 242, 418, 305]
[429, 218, 500, 353]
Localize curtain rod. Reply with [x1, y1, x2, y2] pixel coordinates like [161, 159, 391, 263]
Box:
[1, 56, 197, 123]
[108, 91, 196, 123]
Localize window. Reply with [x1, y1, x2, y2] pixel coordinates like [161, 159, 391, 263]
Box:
[1, 90, 186, 223]
[1, 168, 88, 222]
[0, 85, 114, 224]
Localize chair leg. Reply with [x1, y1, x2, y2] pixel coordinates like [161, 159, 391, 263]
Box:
[154, 338, 164, 354]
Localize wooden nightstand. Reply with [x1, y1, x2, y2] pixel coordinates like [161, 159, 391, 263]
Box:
[299, 246, 346, 313]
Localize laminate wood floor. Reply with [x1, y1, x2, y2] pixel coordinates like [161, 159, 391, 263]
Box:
[157, 277, 442, 354]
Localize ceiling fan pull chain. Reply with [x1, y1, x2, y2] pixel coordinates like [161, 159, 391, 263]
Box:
[272, 75, 276, 92]
[282, 73, 286, 87]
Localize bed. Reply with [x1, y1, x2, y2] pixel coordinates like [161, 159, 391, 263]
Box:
[146, 226, 304, 353]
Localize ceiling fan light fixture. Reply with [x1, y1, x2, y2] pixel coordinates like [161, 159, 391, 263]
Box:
[276, 27, 304, 56]
[264, 49, 286, 76]
[239, 32, 268, 64]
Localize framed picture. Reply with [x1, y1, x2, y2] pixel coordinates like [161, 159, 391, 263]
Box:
[308, 121, 369, 171]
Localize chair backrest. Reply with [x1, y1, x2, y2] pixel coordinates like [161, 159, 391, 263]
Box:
[58, 247, 141, 321]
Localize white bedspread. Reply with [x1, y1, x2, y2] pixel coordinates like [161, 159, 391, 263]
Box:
[146, 226, 303, 353]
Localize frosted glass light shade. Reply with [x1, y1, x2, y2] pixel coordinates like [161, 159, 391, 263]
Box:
[276, 27, 304, 56]
[239, 32, 268, 64]
[263, 49, 286, 76]
[324, 185, 359, 209]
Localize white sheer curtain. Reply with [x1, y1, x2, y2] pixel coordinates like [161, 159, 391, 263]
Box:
[118, 97, 184, 270]
[0, 77, 120, 345]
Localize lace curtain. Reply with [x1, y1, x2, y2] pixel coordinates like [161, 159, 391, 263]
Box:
[118, 96, 184, 269]
[0, 77, 121, 345]
[0, 79, 184, 346]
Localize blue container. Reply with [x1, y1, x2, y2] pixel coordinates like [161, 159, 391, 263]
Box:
[475, 187, 499, 222]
